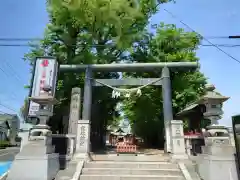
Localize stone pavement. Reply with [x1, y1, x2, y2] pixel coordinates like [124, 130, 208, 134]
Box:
[55, 160, 79, 180]
[183, 162, 201, 180]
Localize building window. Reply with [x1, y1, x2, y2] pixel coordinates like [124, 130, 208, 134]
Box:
[211, 104, 221, 108]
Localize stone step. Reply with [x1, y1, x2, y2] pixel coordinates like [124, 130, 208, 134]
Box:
[90, 154, 170, 162]
[80, 174, 185, 180]
[82, 168, 182, 176]
[84, 161, 178, 169]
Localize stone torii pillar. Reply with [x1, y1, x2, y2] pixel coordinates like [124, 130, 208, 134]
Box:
[60, 62, 198, 154]
[162, 67, 173, 153]
[82, 67, 92, 121]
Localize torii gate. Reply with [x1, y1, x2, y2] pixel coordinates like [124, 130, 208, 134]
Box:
[59, 62, 198, 153]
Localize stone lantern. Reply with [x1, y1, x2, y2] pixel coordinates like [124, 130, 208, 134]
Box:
[7, 86, 60, 180]
[196, 84, 229, 125]
[28, 85, 58, 139]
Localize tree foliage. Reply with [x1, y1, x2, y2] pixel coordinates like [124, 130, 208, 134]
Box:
[22, 0, 208, 148]
[23, 0, 171, 148]
[122, 23, 207, 147]
[20, 98, 28, 121]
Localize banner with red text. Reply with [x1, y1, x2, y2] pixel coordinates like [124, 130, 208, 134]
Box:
[28, 57, 58, 117]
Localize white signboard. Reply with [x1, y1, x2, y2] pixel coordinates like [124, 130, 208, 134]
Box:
[28, 57, 58, 117]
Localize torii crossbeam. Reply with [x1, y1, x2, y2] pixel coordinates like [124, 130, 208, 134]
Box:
[59, 62, 198, 153]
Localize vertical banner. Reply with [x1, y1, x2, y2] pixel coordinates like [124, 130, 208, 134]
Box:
[28, 57, 58, 117]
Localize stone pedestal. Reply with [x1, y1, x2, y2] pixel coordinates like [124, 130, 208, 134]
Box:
[204, 136, 231, 147]
[67, 134, 76, 157]
[164, 121, 172, 153]
[229, 132, 235, 147]
[197, 137, 238, 180]
[52, 134, 76, 161]
[7, 136, 59, 180]
[170, 120, 188, 159]
[75, 120, 91, 159]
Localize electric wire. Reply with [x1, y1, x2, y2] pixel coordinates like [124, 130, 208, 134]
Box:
[163, 9, 240, 64]
[0, 102, 18, 113]
[0, 58, 26, 112]
[0, 110, 16, 115]
[0, 65, 24, 99]
[1, 59, 25, 85]
[0, 37, 234, 42]
[1, 43, 240, 48]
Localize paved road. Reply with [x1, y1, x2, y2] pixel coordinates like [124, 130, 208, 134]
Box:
[0, 148, 20, 162]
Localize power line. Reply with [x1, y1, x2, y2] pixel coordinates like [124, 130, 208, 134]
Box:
[0, 110, 15, 115]
[163, 9, 240, 64]
[200, 44, 240, 47]
[0, 36, 237, 42]
[0, 110, 19, 117]
[0, 66, 21, 87]
[0, 44, 34, 47]
[2, 59, 25, 85]
[0, 38, 41, 41]
[1, 43, 240, 48]
[0, 102, 18, 113]
[0, 110, 16, 115]
[0, 62, 25, 100]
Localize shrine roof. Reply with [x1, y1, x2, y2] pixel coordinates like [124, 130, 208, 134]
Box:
[176, 103, 199, 116]
[202, 84, 229, 100]
[177, 84, 229, 116]
[197, 90, 229, 103]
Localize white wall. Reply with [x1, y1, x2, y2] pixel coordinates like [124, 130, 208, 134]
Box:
[9, 119, 19, 144]
[0, 123, 9, 141]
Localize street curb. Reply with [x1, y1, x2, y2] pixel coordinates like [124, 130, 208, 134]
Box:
[0, 148, 19, 153]
[71, 161, 84, 180]
[0, 171, 9, 180]
[178, 163, 193, 180]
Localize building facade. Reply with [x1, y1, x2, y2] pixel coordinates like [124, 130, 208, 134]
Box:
[0, 114, 20, 144]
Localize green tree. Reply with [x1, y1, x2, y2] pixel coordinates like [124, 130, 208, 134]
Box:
[24, 0, 170, 148]
[122, 23, 207, 147]
[20, 98, 28, 121]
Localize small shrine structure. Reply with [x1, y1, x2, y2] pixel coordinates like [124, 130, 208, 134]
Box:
[177, 84, 229, 155]
[177, 84, 229, 132]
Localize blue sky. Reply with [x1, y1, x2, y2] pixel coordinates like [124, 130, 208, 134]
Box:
[0, 0, 239, 126]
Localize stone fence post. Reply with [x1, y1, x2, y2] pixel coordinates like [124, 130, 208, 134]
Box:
[76, 120, 91, 159]
[170, 120, 188, 159]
